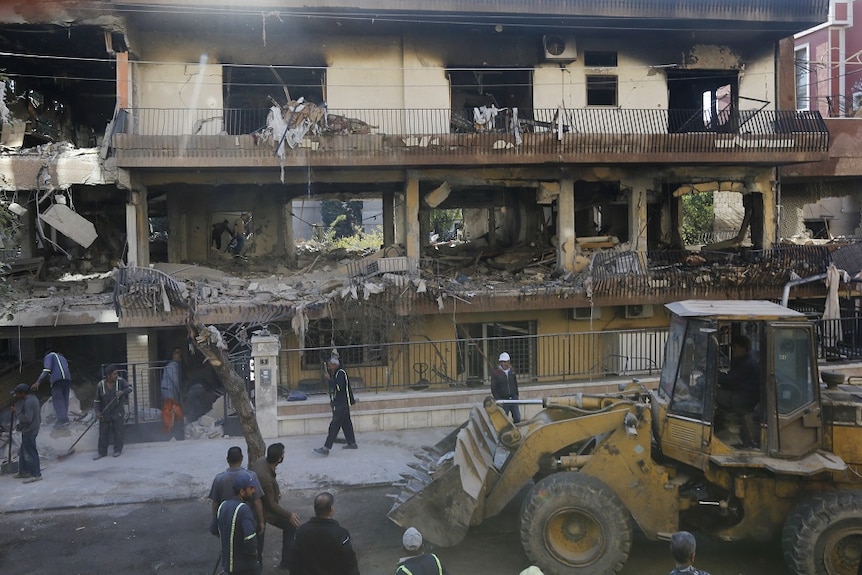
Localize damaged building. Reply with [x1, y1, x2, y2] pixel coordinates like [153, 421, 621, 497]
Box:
[1, 0, 860, 438]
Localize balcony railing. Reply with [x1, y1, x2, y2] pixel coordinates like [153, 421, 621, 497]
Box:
[110, 107, 829, 167]
[590, 245, 832, 300]
[283, 316, 861, 393]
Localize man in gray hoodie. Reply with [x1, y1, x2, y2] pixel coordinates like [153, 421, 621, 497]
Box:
[11, 383, 42, 483]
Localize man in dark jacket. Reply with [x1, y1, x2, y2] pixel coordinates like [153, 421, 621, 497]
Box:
[716, 335, 760, 412]
[93, 365, 132, 460]
[313, 357, 357, 455]
[250, 442, 300, 570]
[290, 492, 359, 575]
[214, 472, 260, 575]
[11, 383, 42, 483]
[490, 352, 521, 423]
[395, 527, 449, 575]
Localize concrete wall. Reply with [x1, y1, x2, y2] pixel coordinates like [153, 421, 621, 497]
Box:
[167, 186, 285, 262]
[133, 62, 223, 135]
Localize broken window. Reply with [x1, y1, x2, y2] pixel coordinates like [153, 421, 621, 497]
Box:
[0, 25, 116, 148]
[667, 70, 738, 133]
[448, 68, 532, 132]
[584, 51, 618, 107]
[302, 319, 385, 369]
[223, 65, 325, 135]
[795, 45, 810, 111]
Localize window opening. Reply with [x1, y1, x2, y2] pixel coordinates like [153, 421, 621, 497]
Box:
[223, 65, 325, 135]
[667, 69, 738, 133]
[448, 68, 532, 132]
[457, 321, 536, 382]
[302, 319, 385, 369]
[795, 46, 810, 111]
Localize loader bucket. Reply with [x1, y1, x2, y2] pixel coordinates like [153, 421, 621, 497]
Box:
[388, 398, 520, 547]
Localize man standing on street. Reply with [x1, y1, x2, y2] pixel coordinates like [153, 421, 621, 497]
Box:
[209, 446, 266, 539]
[32, 350, 71, 428]
[213, 471, 261, 575]
[491, 352, 521, 423]
[395, 527, 450, 575]
[313, 357, 357, 456]
[11, 383, 42, 483]
[289, 491, 359, 575]
[668, 531, 711, 575]
[160, 347, 184, 439]
[251, 442, 300, 571]
[93, 365, 132, 460]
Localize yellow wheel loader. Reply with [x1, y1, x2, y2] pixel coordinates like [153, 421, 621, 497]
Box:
[389, 300, 862, 575]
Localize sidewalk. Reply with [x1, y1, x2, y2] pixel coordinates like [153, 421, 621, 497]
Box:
[0, 427, 450, 514]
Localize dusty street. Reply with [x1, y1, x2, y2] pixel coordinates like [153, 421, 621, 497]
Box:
[0, 484, 790, 575]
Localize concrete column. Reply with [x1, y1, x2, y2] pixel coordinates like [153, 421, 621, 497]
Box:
[628, 178, 649, 252]
[394, 192, 407, 246]
[756, 172, 776, 248]
[121, 173, 149, 268]
[251, 333, 281, 439]
[283, 200, 296, 266]
[382, 191, 395, 246]
[404, 176, 421, 261]
[557, 178, 576, 272]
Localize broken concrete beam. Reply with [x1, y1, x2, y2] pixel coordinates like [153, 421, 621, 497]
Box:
[39, 204, 98, 248]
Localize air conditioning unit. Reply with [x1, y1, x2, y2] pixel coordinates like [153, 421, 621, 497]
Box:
[571, 306, 601, 320]
[625, 304, 654, 319]
[542, 35, 577, 62]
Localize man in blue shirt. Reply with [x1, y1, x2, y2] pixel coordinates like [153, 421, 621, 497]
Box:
[32, 351, 71, 428]
[213, 472, 260, 575]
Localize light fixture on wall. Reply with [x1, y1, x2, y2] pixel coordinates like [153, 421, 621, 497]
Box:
[647, 63, 679, 76]
[494, 24, 503, 33]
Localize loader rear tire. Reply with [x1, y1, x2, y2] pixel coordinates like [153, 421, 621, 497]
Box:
[520, 472, 631, 575]
[782, 490, 862, 575]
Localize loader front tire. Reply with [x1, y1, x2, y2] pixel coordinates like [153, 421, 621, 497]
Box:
[782, 490, 862, 575]
[520, 472, 631, 575]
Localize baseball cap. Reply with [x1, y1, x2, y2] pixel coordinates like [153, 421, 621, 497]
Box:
[13, 383, 30, 394]
[328, 357, 340, 366]
[499, 352, 511, 362]
[402, 527, 422, 551]
[233, 472, 255, 492]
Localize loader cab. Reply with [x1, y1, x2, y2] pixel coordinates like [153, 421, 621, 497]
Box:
[655, 301, 822, 469]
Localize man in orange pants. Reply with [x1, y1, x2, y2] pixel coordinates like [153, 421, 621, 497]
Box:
[160, 347, 184, 439]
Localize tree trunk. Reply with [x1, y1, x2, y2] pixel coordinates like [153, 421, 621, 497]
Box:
[187, 321, 265, 463]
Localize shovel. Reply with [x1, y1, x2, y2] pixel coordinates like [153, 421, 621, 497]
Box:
[58, 391, 124, 461]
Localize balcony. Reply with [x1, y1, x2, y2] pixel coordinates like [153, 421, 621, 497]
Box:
[110, 107, 829, 170]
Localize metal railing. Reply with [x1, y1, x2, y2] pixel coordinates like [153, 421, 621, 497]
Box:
[591, 245, 832, 299]
[106, 315, 860, 433]
[111, 107, 828, 159]
[291, 328, 671, 393]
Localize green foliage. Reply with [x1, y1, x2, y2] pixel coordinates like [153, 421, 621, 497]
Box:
[681, 192, 714, 245]
[429, 208, 461, 235]
[321, 200, 362, 239]
[330, 225, 383, 252]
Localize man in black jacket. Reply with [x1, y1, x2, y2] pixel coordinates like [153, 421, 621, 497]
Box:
[313, 358, 357, 455]
[490, 352, 521, 423]
[289, 492, 359, 575]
